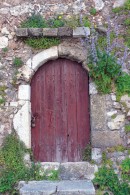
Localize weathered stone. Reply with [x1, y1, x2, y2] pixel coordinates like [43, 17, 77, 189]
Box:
[113, 0, 127, 8]
[58, 44, 87, 63]
[0, 36, 8, 48]
[120, 95, 130, 108]
[40, 162, 60, 172]
[59, 162, 98, 180]
[10, 3, 33, 16]
[127, 110, 130, 116]
[107, 110, 117, 117]
[20, 181, 58, 195]
[57, 180, 95, 195]
[28, 28, 43, 36]
[93, 0, 105, 11]
[18, 65, 34, 82]
[16, 28, 28, 37]
[43, 28, 58, 37]
[91, 131, 122, 147]
[13, 101, 31, 148]
[10, 101, 18, 107]
[26, 46, 58, 71]
[58, 27, 73, 37]
[19, 180, 95, 195]
[108, 114, 125, 130]
[111, 94, 116, 101]
[73, 27, 90, 38]
[18, 85, 31, 101]
[90, 95, 107, 131]
[92, 148, 102, 164]
[89, 82, 98, 95]
[1, 27, 9, 35]
[96, 26, 107, 33]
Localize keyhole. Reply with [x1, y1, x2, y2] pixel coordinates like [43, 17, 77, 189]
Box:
[67, 134, 69, 137]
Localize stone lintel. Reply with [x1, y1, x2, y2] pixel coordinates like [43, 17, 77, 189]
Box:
[16, 27, 90, 38]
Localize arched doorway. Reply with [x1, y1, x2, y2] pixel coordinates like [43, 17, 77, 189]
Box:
[31, 58, 90, 162]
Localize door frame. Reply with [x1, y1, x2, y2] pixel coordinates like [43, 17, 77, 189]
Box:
[13, 45, 90, 149]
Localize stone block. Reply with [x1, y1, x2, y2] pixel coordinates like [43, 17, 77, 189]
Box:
[90, 95, 107, 131]
[59, 162, 98, 180]
[43, 28, 58, 37]
[58, 27, 73, 37]
[26, 46, 58, 71]
[28, 28, 43, 36]
[16, 28, 28, 37]
[18, 65, 34, 82]
[0, 36, 8, 48]
[13, 101, 31, 148]
[18, 85, 31, 101]
[57, 180, 95, 195]
[92, 148, 102, 164]
[58, 44, 87, 63]
[89, 82, 98, 95]
[20, 181, 58, 195]
[73, 27, 90, 38]
[91, 131, 123, 147]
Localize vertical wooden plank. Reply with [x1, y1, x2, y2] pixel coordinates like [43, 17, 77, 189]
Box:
[54, 59, 63, 162]
[65, 60, 78, 162]
[76, 64, 90, 161]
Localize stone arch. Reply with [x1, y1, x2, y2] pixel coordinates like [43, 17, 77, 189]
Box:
[18, 44, 89, 83]
[14, 44, 90, 148]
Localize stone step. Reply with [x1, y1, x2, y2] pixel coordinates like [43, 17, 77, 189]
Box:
[19, 180, 95, 195]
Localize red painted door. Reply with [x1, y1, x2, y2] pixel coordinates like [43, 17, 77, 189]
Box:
[31, 59, 90, 162]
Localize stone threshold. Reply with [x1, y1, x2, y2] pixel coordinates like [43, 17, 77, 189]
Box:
[19, 180, 95, 195]
[16, 27, 90, 38]
[36, 162, 98, 181]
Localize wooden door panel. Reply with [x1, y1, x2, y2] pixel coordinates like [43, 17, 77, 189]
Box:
[31, 59, 90, 162]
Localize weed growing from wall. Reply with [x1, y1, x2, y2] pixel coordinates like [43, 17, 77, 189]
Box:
[0, 133, 59, 193]
[93, 166, 130, 195]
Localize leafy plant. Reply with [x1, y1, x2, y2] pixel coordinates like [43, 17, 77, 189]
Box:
[125, 125, 130, 133]
[120, 157, 130, 181]
[124, 18, 130, 26]
[21, 14, 47, 28]
[2, 47, 8, 53]
[82, 143, 91, 161]
[90, 8, 97, 15]
[25, 37, 60, 49]
[0, 133, 59, 193]
[116, 73, 130, 97]
[88, 50, 121, 94]
[13, 57, 23, 68]
[93, 166, 130, 195]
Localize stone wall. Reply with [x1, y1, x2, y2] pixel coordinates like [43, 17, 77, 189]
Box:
[0, 0, 130, 169]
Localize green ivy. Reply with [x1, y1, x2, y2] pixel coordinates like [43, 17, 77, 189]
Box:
[25, 37, 61, 49]
[93, 166, 130, 195]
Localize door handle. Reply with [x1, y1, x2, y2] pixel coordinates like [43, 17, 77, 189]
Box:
[31, 112, 39, 128]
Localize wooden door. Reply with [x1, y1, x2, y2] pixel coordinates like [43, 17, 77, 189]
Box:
[31, 58, 90, 162]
